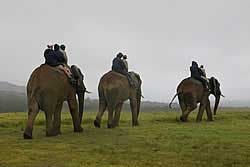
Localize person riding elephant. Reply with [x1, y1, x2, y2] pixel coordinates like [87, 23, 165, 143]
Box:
[112, 52, 135, 87]
[200, 65, 206, 77]
[190, 61, 209, 90]
[54, 44, 72, 78]
[44, 44, 71, 78]
[60, 44, 68, 65]
[112, 52, 126, 72]
[122, 55, 128, 72]
[44, 44, 64, 67]
[44, 44, 77, 84]
[200, 65, 209, 84]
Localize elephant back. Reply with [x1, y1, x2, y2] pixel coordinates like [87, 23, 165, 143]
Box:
[128, 72, 141, 89]
[177, 77, 203, 94]
[182, 77, 202, 85]
[27, 64, 71, 96]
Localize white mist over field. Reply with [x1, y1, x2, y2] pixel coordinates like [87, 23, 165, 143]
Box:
[0, 1, 250, 104]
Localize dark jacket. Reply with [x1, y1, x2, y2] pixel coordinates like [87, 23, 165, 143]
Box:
[112, 57, 126, 72]
[44, 49, 65, 67]
[190, 61, 202, 78]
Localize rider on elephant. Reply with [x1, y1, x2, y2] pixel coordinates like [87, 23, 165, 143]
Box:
[44, 44, 64, 67]
[44, 44, 72, 78]
[190, 61, 209, 90]
[200, 65, 209, 84]
[44, 44, 84, 90]
[54, 44, 72, 78]
[112, 52, 135, 87]
[122, 55, 128, 72]
[112, 52, 126, 72]
[60, 44, 68, 65]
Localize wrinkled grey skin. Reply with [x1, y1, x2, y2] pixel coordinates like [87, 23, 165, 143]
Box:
[23, 64, 85, 139]
[169, 77, 223, 122]
[94, 71, 142, 128]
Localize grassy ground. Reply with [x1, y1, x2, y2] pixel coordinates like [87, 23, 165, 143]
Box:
[0, 109, 250, 167]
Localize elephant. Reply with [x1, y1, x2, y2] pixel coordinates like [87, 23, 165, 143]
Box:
[169, 77, 224, 122]
[23, 64, 86, 139]
[94, 71, 142, 128]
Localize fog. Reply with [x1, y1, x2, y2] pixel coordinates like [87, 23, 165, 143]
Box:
[0, 0, 249, 103]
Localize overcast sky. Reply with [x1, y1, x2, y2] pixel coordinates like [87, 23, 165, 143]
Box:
[0, 0, 249, 103]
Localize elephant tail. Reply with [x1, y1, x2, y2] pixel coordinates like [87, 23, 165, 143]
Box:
[169, 92, 181, 108]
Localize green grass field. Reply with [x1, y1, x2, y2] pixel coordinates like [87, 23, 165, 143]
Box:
[0, 109, 250, 167]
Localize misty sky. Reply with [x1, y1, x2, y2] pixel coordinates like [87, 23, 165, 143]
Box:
[0, 0, 250, 103]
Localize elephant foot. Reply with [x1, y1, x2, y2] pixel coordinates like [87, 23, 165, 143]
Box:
[46, 131, 59, 137]
[132, 122, 139, 126]
[23, 132, 32, 139]
[180, 116, 187, 122]
[112, 120, 119, 128]
[107, 123, 114, 129]
[113, 123, 119, 128]
[23, 128, 33, 139]
[94, 120, 101, 128]
[53, 129, 62, 135]
[74, 126, 83, 133]
[196, 117, 202, 122]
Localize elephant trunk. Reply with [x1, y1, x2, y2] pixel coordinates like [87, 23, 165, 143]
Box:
[213, 95, 220, 115]
[78, 90, 85, 125]
[136, 88, 142, 118]
[77, 81, 86, 125]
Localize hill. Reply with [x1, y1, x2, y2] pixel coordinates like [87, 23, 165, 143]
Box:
[0, 81, 249, 113]
[0, 82, 26, 112]
[0, 81, 173, 113]
[0, 81, 25, 93]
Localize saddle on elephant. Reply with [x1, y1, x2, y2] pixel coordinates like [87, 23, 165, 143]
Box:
[43, 44, 85, 91]
[111, 70, 139, 88]
[111, 53, 137, 88]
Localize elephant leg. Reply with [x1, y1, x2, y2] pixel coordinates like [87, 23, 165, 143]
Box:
[130, 97, 139, 126]
[53, 103, 63, 135]
[180, 101, 197, 122]
[94, 99, 107, 128]
[136, 93, 141, 120]
[113, 103, 123, 127]
[181, 107, 192, 122]
[179, 100, 187, 122]
[205, 100, 213, 121]
[67, 96, 83, 132]
[107, 105, 115, 128]
[45, 110, 56, 137]
[23, 98, 39, 139]
[196, 102, 207, 122]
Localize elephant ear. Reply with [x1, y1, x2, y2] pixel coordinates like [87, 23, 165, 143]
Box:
[213, 78, 217, 96]
[215, 79, 221, 95]
[210, 77, 222, 96]
[129, 72, 142, 89]
[209, 77, 216, 95]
